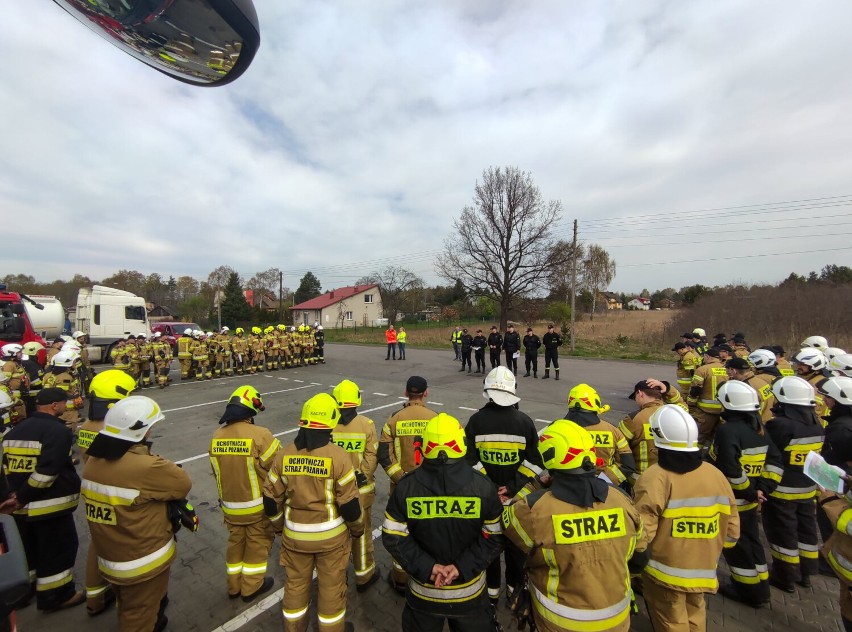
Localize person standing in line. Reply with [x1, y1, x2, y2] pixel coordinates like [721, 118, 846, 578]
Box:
[397, 327, 407, 360]
[487, 326, 502, 369]
[451, 326, 462, 361]
[522, 327, 541, 378]
[541, 323, 562, 380]
[472, 329, 487, 374]
[502, 325, 521, 376]
[459, 329, 474, 374]
[385, 324, 398, 361]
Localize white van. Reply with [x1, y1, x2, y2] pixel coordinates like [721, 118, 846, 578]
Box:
[75, 285, 150, 362]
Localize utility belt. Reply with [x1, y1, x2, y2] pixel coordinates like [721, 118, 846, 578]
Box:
[408, 572, 486, 611]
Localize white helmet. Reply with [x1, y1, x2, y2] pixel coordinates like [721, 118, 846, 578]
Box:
[72, 331, 85, 339]
[649, 404, 699, 452]
[290, 326, 296, 332]
[482, 366, 520, 407]
[152, 331, 162, 338]
[136, 332, 147, 339]
[748, 349, 776, 369]
[184, 328, 193, 336]
[61, 342, 82, 354]
[818, 377, 852, 407]
[717, 381, 761, 412]
[51, 349, 80, 368]
[824, 347, 847, 364]
[1, 343, 23, 359]
[317, 325, 323, 331]
[793, 348, 827, 371]
[0, 371, 9, 383]
[772, 376, 816, 406]
[206, 331, 214, 337]
[221, 326, 229, 332]
[0, 390, 12, 410]
[102, 396, 164, 443]
[829, 353, 852, 378]
[692, 328, 706, 337]
[22, 341, 45, 357]
[60, 335, 73, 343]
[193, 329, 203, 337]
[801, 335, 828, 351]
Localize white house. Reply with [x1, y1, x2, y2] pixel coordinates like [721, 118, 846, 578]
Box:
[627, 297, 651, 311]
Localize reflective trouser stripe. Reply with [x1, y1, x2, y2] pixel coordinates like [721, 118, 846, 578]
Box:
[317, 608, 346, 625]
[37, 569, 73, 591]
[99, 539, 175, 580]
[828, 550, 852, 583]
[530, 582, 632, 631]
[769, 544, 800, 564]
[86, 585, 109, 598]
[283, 605, 309, 621]
[645, 560, 718, 590]
[409, 573, 486, 603]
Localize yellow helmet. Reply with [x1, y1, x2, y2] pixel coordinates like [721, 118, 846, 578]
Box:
[277, 324, 286, 331]
[333, 379, 361, 408]
[89, 369, 137, 400]
[539, 420, 597, 471]
[252, 326, 262, 335]
[567, 383, 610, 414]
[229, 385, 265, 414]
[235, 327, 245, 335]
[264, 326, 273, 334]
[299, 393, 340, 430]
[421, 413, 467, 460]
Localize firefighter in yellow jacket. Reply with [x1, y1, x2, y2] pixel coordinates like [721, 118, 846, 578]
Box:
[687, 347, 728, 444]
[619, 379, 687, 483]
[177, 328, 194, 379]
[332, 379, 380, 591]
[210, 385, 280, 601]
[673, 342, 701, 397]
[503, 420, 644, 632]
[819, 470, 852, 630]
[263, 393, 364, 632]
[42, 349, 84, 432]
[80, 396, 194, 632]
[633, 404, 739, 632]
[76, 370, 137, 616]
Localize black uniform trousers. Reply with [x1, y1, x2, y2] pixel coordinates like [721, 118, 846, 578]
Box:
[524, 353, 538, 375]
[504, 352, 517, 374]
[724, 508, 770, 604]
[474, 349, 486, 372]
[461, 350, 473, 371]
[402, 594, 495, 632]
[762, 497, 819, 585]
[489, 349, 501, 369]
[16, 513, 79, 610]
[486, 540, 525, 599]
[544, 348, 559, 374]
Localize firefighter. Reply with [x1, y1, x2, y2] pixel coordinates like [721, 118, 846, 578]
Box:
[1, 343, 29, 425]
[210, 385, 279, 601]
[762, 376, 825, 591]
[503, 421, 644, 632]
[21, 341, 45, 418]
[731, 334, 751, 359]
[487, 326, 502, 369]
[151, 332, 171, 389]
[673, 341, 701, 397]
[331, 379, 379, 591]
[126, 335, 142, 385]
[541, 323, 563, 380]
[382, 413, 504, 632]
[263, 393, 364, 632]
[193, 330, 211, 380]
[692, 327, 709, 356]
[46, 338, 64, 365]
[451, 326, 462, 361]
[215, 326, 233, 377]
[687, 347, 728, 444]
[792, 347, 833, 422]
[177, 327, 194, 379]
[458, 328, 473, 373]
[0, 372, 14, 434]
[725, 356, 776, 424]
[801, 335, 829, 351]
[303, 325, 315, 364]
[472, 329, 487, 373]
[315, 325, 326, 363]
[768, 345, 796, 376]
[206, 331, 219, 377]
[0, 388, 85, 612]
[502, 325, 521, 375]
[619, 379, 687, 483]
[80, 396, 194, 632]
[521, 327, 541, 378]
[76, 369, 137, 616]
[633, 404, 739, 632]
[264, 326, 279, 370]
[137, 333, 153, 388]
[464, 366, 543, 603]
[42, 349, 84, 433]
[232, 327, 249, 375]
[820, 377, 852, 468]
[280, 325, 293, 368]
[72, 331, 93, 392]
[250, 326, 265, 373]
[708, 381, 783, 607]
[292, 325, 304, 366]
[750, 348, 783, 381]
[558, 383, 636, 491]
[378, 376, 437, 591]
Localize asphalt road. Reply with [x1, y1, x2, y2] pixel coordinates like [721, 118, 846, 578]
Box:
[14, 343, 845, 631]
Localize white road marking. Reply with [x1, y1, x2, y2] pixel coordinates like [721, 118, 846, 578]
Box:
[372, 392, 388, 396]
[534, 418, 552, 425]
[163, 385, 318, 413]
[293, 379, 304, 383]
[427, 401, 443, 406]
[458, 407, 478, 411]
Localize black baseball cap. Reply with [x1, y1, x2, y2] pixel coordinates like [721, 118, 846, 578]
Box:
[36, 388, 68, 405]
[705, 348, 721, 358]
[526, 327, 532, 332]
[672, 342, 687, 351]
[405, 376, 427, 394]
[629, 380, 661, 400]
[725, 357, 750, 371]
[547, 324, 554, 329]
[717, 344, 734, 353]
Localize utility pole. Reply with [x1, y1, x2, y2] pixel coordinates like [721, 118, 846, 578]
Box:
[279, 270, 284, 323]
[570, 219, 578, 352]
[216, 282, 222, 330]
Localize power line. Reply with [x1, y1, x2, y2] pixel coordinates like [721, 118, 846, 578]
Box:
[581, 231, 852, 249]
[617, 246, 851, 268]
[580, 217, 852, 239]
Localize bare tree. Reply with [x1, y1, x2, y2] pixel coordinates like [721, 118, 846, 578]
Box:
[245, 267, 281, 307]
[371, 266, 424, 324]
[582, 244, 616, 319]
[436, 166, 568, 330]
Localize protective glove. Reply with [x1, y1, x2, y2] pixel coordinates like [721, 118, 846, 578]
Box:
[168, 499, 199, 533]
[355, 471, 368, 490]
[508, 578, 535, 631]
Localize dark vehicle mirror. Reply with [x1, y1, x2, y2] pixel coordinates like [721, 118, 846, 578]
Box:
[52, 0, 259, 86]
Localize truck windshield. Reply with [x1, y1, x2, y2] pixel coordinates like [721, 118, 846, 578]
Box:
[125, 306, 147, 322]
[0, 302, 27, 342]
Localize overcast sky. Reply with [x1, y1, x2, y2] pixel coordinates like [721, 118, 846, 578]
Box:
[4, 1, 851, 295]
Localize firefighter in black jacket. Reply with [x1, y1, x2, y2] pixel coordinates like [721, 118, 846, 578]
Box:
[708, 381, 783, 607]
[459, 329, 474, 374]
[487, 327, 502, 369]
[0, 388, 85, 612]
[502, 325, 521, 375]
[521, 328, 541, 378]
[464, 366, 543, 603]
[541, 324, 563, 380]
[762, 376, 825, 592]
[383, 413, 504, 632]
[472, 330, 487, 374]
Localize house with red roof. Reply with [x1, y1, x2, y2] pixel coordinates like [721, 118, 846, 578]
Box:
[290, 284, 383, 328]
[627, 296, 651, 311]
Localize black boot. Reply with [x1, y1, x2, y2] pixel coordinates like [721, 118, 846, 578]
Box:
[555, 371, 560, 380]
[542, 369, 549, 379]
[468, 368, 472, 374]
[459, 367, 466, 372]
[533, 371, 537, 378]
[523, 372, 530, 377]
